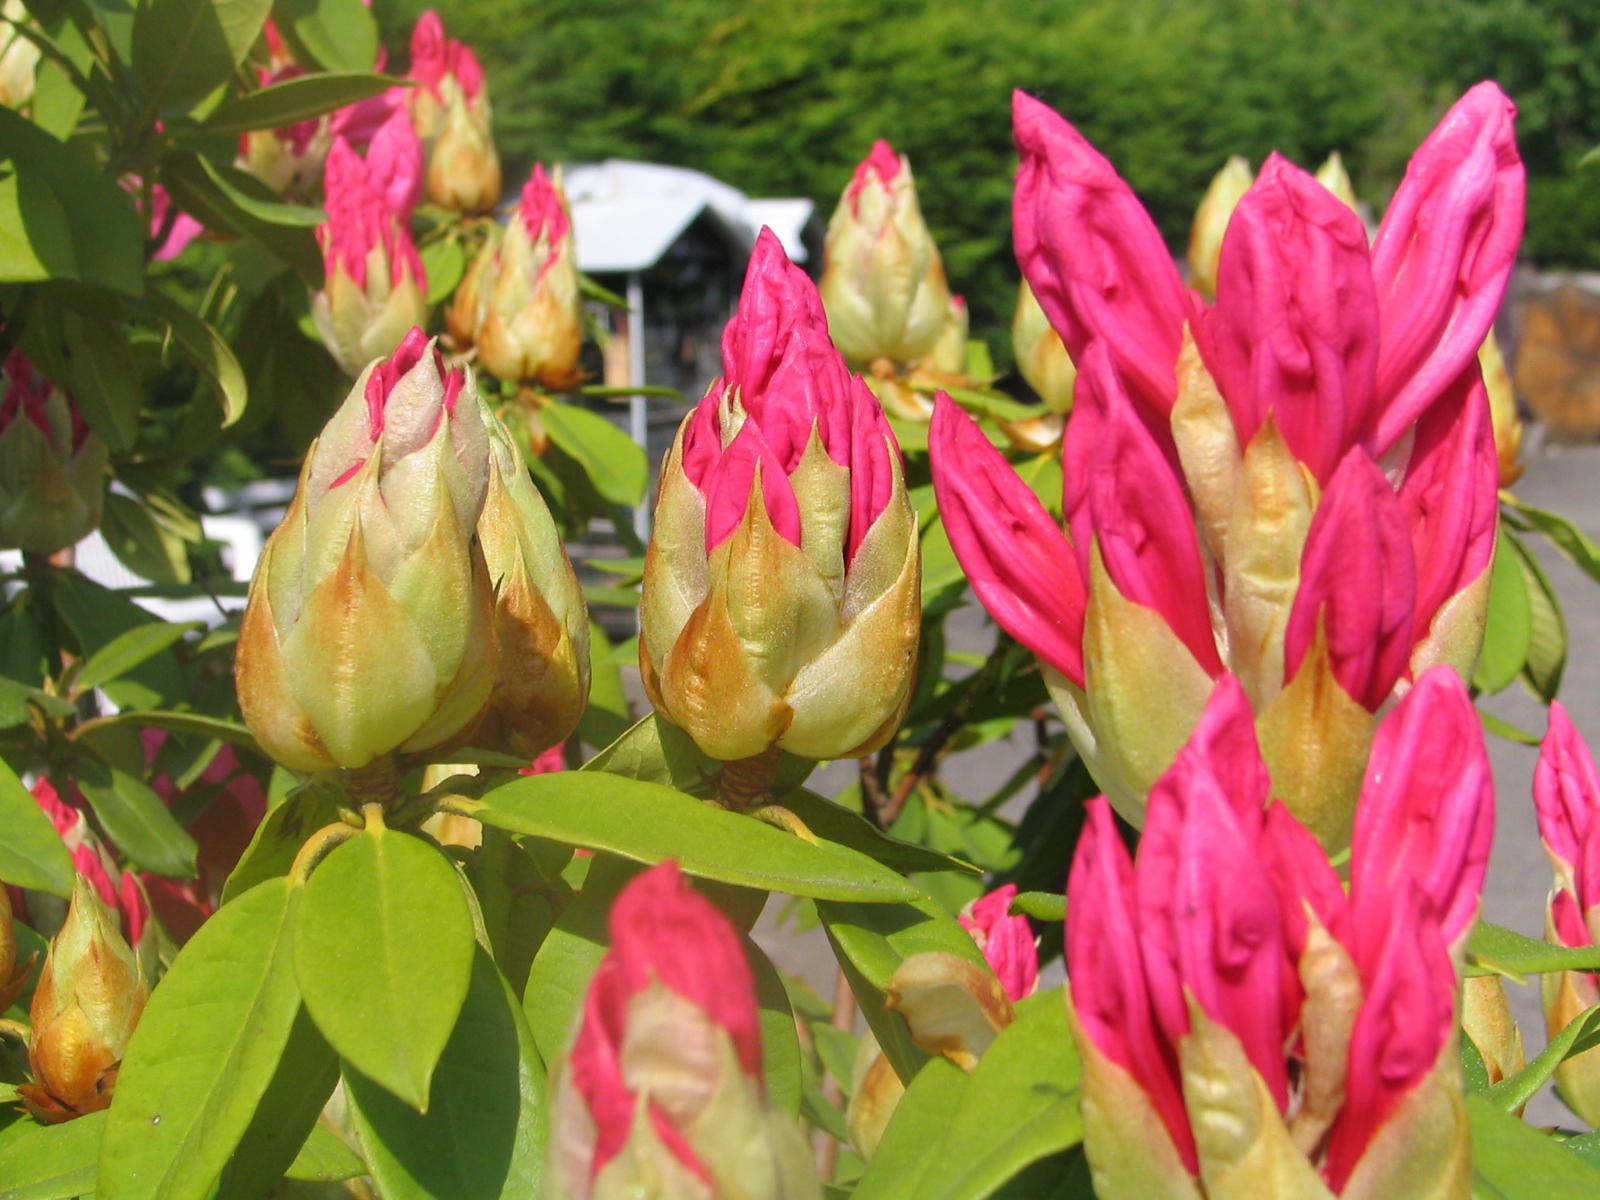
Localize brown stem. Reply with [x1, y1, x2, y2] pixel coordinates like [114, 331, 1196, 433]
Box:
[858, 755, 890, 829]
[717, 746, 783, 810]
[343, 756, 402, 809]
[816, 967, 858, 1180]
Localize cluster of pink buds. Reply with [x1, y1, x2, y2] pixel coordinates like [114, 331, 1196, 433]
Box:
[0, 348, 108, 556]
[1066, 666, 1491, 1196]
[931, 83, 1523, 850]
[311, 136, 429, 376]
[551, 862, 820, 1198]
[407, 9, 501, 213]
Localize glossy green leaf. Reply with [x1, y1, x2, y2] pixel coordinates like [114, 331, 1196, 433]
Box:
[1467, 921, 1600, 979]
[160, 152, 322, 280]
[345, 947, 545, 1199]
[0, 105, 143, 294]
[476, 772, 920, 902]
[221, 782, 345, 904]
[462, 826, 563, 998]
[783, 788, 978, 877]
[74, 757, 199, 877]
[132, 0, 271, 111]
[75, 621, 200, 692]
[147, 290, 249, 427]
[1469, 1093, 1600, 1196]
[98, 879, 302, 1200]
[1473, 537, 1531, 695]
[84, 710, 260, 756]
[202, 71, 395, 136]
[284, 1121, 365, 1182]
[274, 0, 379, 71]
[749, 939, 803, 1115]
[46, 571, 186, 707]
[0, 1110, 105, 1200]
[293, 826, 475, 1109]
[1509, 530, 1567, 702]
[1485, 1003, 1600, 1113]
[581, 711, 719, 790]
[855, 991, 1083, 1200]
[539, 401, 648, 506]
[1508, 499, 1600, 586]
[0, 757, 75, 896]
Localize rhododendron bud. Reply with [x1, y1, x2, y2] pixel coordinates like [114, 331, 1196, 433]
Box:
[958, 885, 1038, 1002]
[470, 402, 590, 758]
[312, 139, 429, 377]
[0, 884, 33, 1011]
[0, 349, 108, 556]
[818, 140, 952, 368]
[238, 67, 333, 196]
[921, 293, 969, 377]
[1478, 328, 1524, 486]
[448, 164, 582, 388]
[236, 329, 496, 771]
[1186, 155, 1253, 299]
[1534, 702, 1600, 1126]
[19, 877, 148, 1123]
[1315, 151, 1360, 212]
[551, 862, 820, 1200]
[408, 10, 501, 213]
[0, 0, 42, 109]
[1011, 280, 1076, 414]
[364, 106, 425, 220]
[1461, 974, 1525, 1089]
[641, 230, 919, 765]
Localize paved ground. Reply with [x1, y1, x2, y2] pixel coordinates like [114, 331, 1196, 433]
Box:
[744, 425, 1600, 1128]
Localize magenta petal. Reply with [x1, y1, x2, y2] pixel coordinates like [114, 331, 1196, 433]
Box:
[1350, 665, 1494, 956]
[1072, 345, 1222, 676]
[701, 423, 802, 551]
[959, 884, 1040, 1002]
[1324, 886, 1454, 1192]
[1067, 799, 1196, 1171]
[1398, 368, 1498, 646]
[1169, 674, 1271, 828]
[1371, 82, 1525, 453]
[1260, 802, 1350, 957]
[520, 163, 571, 244]
[845, 379, 895, 563]
[1552, 887, 1590, 950]
[1535, 701, 1600, 881]
[566, 958, 638, 1177]
[1198, 154, 1379, 483]
[1012, 91, 1193, 434]
[366, 107, 424, 218]
[929, 396, 1086, 686]
[1283, 448, 1415, 710]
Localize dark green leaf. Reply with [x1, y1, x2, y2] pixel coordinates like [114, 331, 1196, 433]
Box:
[293, 826, 475, 1109]
[85, 710, 260, 755]
[476, 772, 921, 902]
[855, 991, 1083, 1200]
[75, 620, 200, 692]
[274, 0, 379, 72]
[74, 756, 199, 877]
[576, 620, 632, 749]
[344, 947, 545, 1199]
[221, 780, 344, 904]
[100, 493, 194, 586]
[160, 152, 321, 280]
[46, 571, 186, 707]
[0, 677, 73, 729]
[0, 105, 143, 294]
[98, 879, 303, 1200]
[27, 305, 143, 451]
[132, 0, 271, 111]
[0, 1110, 105, 1200]
[201, 72, 396, 137]
[1509, 499, 1600, 586]
[462, 826, 563, 998]
[0, 757, 75, 896]
[538, 401, 648, 506]
[1469, 1093, 1600, 1196]
[147, 289, 249, 427]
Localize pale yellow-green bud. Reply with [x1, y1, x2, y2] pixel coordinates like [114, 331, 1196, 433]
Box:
[425, 79, 501, 214]
[1012, 280, 1077, 414]
[0, 350, 108, 556]
[0, 0, 42, 109]
[1187, 156, 1253, 300]
[236, 330, 497, 771]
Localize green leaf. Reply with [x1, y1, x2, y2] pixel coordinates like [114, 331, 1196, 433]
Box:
[202, 71, 396, 137]
[749, 939, 803, 1115]
[782, 788, 980, 877]
[1467, 921, 1600, 979]
[576, 620, 632, 749]
[0, 757, 75, 895]
[522, 855, 635, 1065]
[1010, 891, 1065, 922]
[344, 947, 546, 1199]
[147, 289, 249, 428]
[1469, 1092, 1600, 1196]
[46, 571, 186, 707]
[0, 1110, 106, 1200]
[1507, 529, 1567, 701]
[855, 991, 1083, 1200]
[1485, 1003, 1600, 1113]
[582, 711, 718, 790]
[189, 153, 325, 227]
[25, 305, 143, 451]
[98, 879, 303, 1200]
[85, 710, 261, 755]
[462, 826, 562, 998]
[1473, 537, 1531, 694]
[160, 151, 321, 279]
[75, 620, 200, 692]
[420, 236, 466, 305]
[100, 492, 194, 586]
[284, 1121, 365, 1182]
[132, 0, 271, 111]
[293, 825, 476, 1109]
[74, 757, 199, 877]
[0, 105, 143, 294]
[273, 0, 379, 72]
[221, 781, 344, 904]
[1509, 499, 1600, 586]
[475, 772, 920, 902]
[0, 676, 74, 729]
[538, 401, 648, 506]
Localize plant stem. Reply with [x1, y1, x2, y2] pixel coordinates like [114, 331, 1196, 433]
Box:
[816, 968, 858, 1180]
[717, 745, 782, 810]
[344, 756, 401, 809]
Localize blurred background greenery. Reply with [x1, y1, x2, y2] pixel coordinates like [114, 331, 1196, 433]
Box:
[377, 0, 1600, 357]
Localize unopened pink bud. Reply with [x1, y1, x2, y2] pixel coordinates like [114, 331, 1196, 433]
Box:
[364, 107, 424, 219]
[958, 885, 1038, 1002]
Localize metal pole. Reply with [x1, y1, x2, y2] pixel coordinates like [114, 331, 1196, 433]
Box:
[627, 272, 649, 542]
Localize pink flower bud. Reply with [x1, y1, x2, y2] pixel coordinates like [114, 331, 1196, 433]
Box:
[1536, 701, 1600, 891]
[1283, 448, 1415, 710]
[407, 10, 499, 213]
[928, 395, 1085, 687]
[1348, 665, 1493, 956]
[1012, 90, 1193, 431]
[1371, 82, 1524, 453]
[363, 107, 424, 220]
[0, 350, 108, 556]
[237, 66, 332, 197]
[1198, 153, 1379, 482]
[957, 885, 1038, 1002]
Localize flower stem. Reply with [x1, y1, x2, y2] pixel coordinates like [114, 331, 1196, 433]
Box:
[717, 746, 783, 810]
